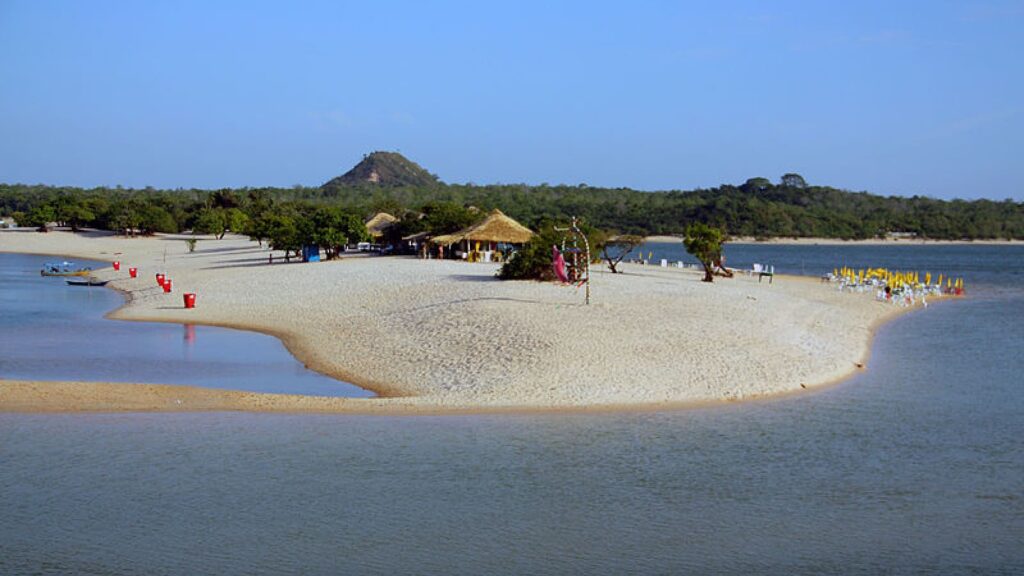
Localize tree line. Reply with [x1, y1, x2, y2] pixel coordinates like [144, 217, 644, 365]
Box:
[2, 173, 1023, 242]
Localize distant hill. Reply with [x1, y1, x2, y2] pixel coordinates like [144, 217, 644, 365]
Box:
[322, 151, 440, 188]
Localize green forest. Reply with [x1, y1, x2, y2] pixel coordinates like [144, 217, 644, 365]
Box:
[2, 169, 1023, 242]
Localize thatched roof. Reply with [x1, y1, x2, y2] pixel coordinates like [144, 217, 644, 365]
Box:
[429, 232, 460, 245]
[431, 209, 534, 245]
[365, 212, 398, 238]
[402, 231, 431, 242]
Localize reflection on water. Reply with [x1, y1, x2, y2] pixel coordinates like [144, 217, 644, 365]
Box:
[0, 253, 370, 397]
[1, 246, 1022, 573]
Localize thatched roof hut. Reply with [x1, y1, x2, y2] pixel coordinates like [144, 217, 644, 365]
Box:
[431, 209, 534, 245]
[365, 212, 398, 239]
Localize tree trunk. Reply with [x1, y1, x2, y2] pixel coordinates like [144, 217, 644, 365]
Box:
[603, 247, 619, 273]
[701, 260, 714, 282]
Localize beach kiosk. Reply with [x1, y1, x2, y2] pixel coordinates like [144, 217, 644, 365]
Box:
[365, 212, 398, 240]
[430, 209, 534, 262]
[365, 212, 399, 252]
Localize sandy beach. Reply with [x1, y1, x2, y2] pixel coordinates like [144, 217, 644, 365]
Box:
[1, 229, 929, 413]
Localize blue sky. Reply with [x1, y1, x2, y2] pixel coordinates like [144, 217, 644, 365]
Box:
[1, 1, 1022, 199]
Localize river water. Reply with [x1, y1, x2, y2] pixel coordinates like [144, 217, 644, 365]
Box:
[1, 246, 1022, 574]
[0, 253, 370, 397]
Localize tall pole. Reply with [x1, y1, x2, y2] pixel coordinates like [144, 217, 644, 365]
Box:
[556, 216, 591, 305]
[571, 217, 590, 306]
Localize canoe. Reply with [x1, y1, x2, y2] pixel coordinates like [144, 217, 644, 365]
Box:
[41, 261, 92, 277]
[42, 269, 92, 277]
[65, 279, 109, 287]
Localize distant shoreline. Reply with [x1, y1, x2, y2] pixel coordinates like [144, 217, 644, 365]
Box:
[645, 235, 1024, 246]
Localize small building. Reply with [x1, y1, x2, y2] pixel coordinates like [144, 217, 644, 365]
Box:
[431, 209, 534, 262]
[365, 212, 398, 240]
[886, 231, 918, 240]
[402, 231, 432, 256]
[302, 244, 321, 262]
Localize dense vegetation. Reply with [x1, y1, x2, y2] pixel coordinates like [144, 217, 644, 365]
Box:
[2, 155, 1023, 241]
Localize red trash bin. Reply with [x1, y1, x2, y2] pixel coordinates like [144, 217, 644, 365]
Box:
[183, 293, 196, 308]
[156, 273, 165, 286]
[162, 279, 172, 293]
[113, 261, 120, 271]
[129, 267, 137, 278]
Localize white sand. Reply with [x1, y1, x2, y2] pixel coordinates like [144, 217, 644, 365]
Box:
[0, 229, 925, 413]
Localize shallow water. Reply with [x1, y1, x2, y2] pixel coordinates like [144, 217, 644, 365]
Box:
[640, 241, 1024, 292]
[0, 253, 371, 397]
[1, 246, 1022, 574]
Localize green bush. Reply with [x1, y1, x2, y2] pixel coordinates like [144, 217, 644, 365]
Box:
[498, 227, 561, 280]
[499, 222, 605, 280]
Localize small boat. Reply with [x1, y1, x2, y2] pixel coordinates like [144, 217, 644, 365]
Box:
[65, 278, 109, 287]
[41, 261, 92, 277]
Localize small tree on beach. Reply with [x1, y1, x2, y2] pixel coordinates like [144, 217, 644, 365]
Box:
[192, 207, 249, 239]
[192, 208, 226, 237]
[265, 212, 302, 260]
[306, 206, 368, 259]
[108, 200, 143, 236]
[683, 223, 724, 282]
[22, 204, 56, 232]
[602, 234, 644, 273]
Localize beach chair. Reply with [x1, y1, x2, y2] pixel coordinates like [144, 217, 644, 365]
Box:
[758, 264, 774, 284]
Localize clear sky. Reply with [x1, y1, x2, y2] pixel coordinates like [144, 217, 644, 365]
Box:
[1, 1, 1022, 199]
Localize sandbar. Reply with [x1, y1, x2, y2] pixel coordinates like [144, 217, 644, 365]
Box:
[0, 229, 932, 413]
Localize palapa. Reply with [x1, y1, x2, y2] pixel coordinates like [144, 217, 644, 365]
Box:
[430, 209, 534, 245]
[365, 212, 398, 239]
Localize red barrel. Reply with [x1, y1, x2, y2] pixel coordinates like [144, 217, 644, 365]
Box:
[113, 261, 120, 271]
[156, 273, 165, 286]
[183, 293, 196, 308]
[162, 278, 172, 293]
[129, 267, 137, 278]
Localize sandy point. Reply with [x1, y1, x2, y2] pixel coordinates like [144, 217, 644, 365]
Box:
[0, 229, 940, 414]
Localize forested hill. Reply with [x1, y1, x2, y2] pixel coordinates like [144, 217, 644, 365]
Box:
[2, 172, 1022, 240]
[322, 151, 440, 188]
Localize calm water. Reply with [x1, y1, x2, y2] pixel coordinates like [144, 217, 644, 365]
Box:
[641, 241, 1024, 294]
[0, 253, 371, 397]
[2, 246, 1022, 574]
